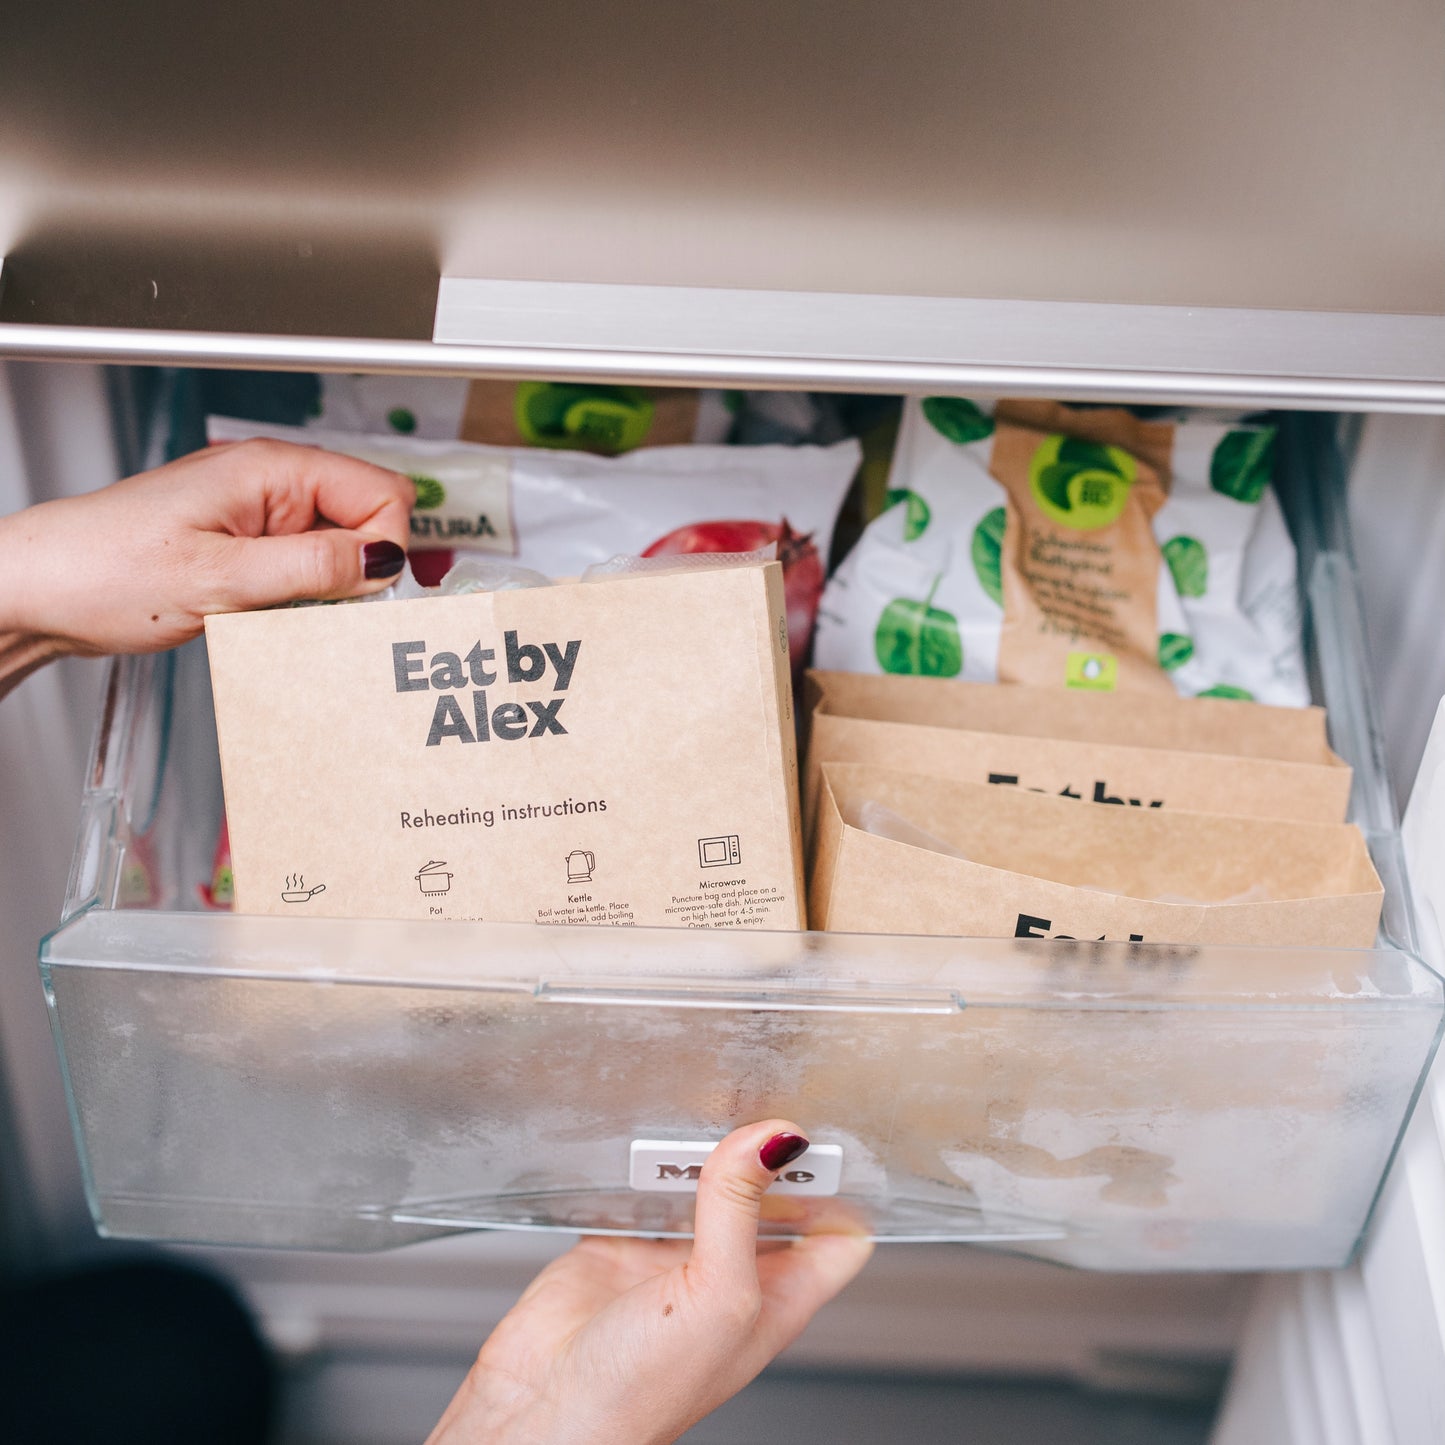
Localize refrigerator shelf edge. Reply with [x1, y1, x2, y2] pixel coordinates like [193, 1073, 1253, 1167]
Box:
[4, 285, 1445, 413]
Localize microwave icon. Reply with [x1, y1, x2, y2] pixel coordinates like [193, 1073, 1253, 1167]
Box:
[698, 834, 741, 868]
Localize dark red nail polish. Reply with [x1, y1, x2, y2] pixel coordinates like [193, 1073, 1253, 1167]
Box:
[363, 541, 406, 580]
[759, 1132, 810, 1171]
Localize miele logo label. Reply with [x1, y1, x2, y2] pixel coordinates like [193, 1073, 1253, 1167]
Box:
[653, 1161, 817, 1185]
[630, 1140, 843, 1196]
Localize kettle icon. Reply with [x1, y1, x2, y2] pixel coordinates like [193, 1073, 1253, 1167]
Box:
[566, 850, 595, 884]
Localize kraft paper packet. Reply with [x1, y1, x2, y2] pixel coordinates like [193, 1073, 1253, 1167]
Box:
[802, 670, 1351, 840]
[810, 763, 1383, 947]
[205, 561, 805, 930]
[459, 381, 710, 453]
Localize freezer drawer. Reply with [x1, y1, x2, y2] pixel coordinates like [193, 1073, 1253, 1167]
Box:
[38, 413, 1443, 1272]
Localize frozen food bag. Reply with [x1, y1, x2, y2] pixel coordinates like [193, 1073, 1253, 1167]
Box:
[307, 374, 733, 450]
[306, 373, 473, 440]
[810, 763, 1383, 948]
[814, 397, 1308, 704]
[198, 816, 233, 910]
[206, 417, 860, 669]
[801, 671, 1351, 841]
[458, 381, 733, 452]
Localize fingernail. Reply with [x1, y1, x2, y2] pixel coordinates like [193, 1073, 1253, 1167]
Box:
[759, 1132, 810, 1171]
[363, 540, 406, 580]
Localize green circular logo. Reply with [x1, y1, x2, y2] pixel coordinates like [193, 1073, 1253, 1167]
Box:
[1028, 435, 1136, 530]
[515, 382, 654, 453]
[411, 475, 446, 510]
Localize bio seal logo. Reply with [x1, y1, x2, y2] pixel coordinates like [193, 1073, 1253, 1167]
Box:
[392, 632, 580, 746]
[1028, 435, 1137, 530]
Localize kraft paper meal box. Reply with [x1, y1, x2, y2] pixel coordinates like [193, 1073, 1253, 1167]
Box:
[810, 763, 1383, 948]
[802, 670, 1351, 842]
[205, 561, 805, 929]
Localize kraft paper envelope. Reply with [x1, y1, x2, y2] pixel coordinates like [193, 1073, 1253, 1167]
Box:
[802, 671, 1351, 842]
[206, 561, 805, 930]
[811, 763, 1383, 948]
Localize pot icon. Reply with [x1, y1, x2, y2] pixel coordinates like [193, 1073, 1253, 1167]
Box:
[415, 860, 453, 896]
[566, 850, 595, 884]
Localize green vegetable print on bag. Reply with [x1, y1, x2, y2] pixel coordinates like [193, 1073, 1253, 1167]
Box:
[921, 397, 995, 445]
[875, 576, 964, 676]
[1162, 535, 1208, 598]
[884, 488, 932, 541]
[1210, 428, 1276, 505]
[971, 506, 1006, 606]
[1158, 633, 1195, 671]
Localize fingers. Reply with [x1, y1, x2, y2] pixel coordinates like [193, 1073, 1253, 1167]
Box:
[222, 530, 408, 608]
[232, 438, 414, 542]
[184, 439, 416, 607]
[756, 1232, 874, 1351]
[689, 1119, 810, 1298]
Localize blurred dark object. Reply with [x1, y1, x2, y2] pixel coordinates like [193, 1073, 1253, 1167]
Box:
[168, 370, 322, 457]
[0, 1259, 276, 1445]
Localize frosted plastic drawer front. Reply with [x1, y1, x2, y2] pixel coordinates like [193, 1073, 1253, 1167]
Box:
[42, 909, 1441, 1270]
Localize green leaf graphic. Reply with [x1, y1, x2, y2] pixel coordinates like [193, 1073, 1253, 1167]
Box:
[1158, 633, 1195, 671]
[875, 577, 963, 676]
[884, 488, 932, 540]
[1162, 535, 1208, 598]
[921, 397, 994, 445]
[1210, 428, 1276, 504]
[1198, 683, 1255, 701]
[971, 506, 1006, 606]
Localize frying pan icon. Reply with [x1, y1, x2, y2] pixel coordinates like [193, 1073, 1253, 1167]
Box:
[281, 873, 326, 903]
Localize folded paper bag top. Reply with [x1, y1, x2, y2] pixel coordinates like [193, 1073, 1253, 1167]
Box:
[810, 763, 1384, 948]
[801, 671, 1351, 840]
[806, 671, 1340, 761]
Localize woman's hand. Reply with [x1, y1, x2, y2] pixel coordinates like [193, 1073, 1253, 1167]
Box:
[427, 1121, 872, 1445]
[0, 438, 412, 693]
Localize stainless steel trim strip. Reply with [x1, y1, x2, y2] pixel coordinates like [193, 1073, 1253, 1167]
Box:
[436, 281, 1445, 381]
[2, 294, 1445, 412]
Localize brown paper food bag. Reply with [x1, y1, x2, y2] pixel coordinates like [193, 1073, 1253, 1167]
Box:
[810, 763, 1383, 948]
[206, 561, 804, 930]
[989, 402, 1178, 693]
[460, 380, 702, 454]
[802, 671, 1351, 839]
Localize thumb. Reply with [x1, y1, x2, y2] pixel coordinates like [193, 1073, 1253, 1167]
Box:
[221, 530, 408, 609]
[689, 1120, 811, 1295]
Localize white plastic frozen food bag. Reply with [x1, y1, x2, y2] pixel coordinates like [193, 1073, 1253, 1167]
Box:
[207, 416, 859, 671]
[814, 397, 1307, 704]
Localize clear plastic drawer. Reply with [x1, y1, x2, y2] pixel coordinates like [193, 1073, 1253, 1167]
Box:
[39, 413, 1443, 1271]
